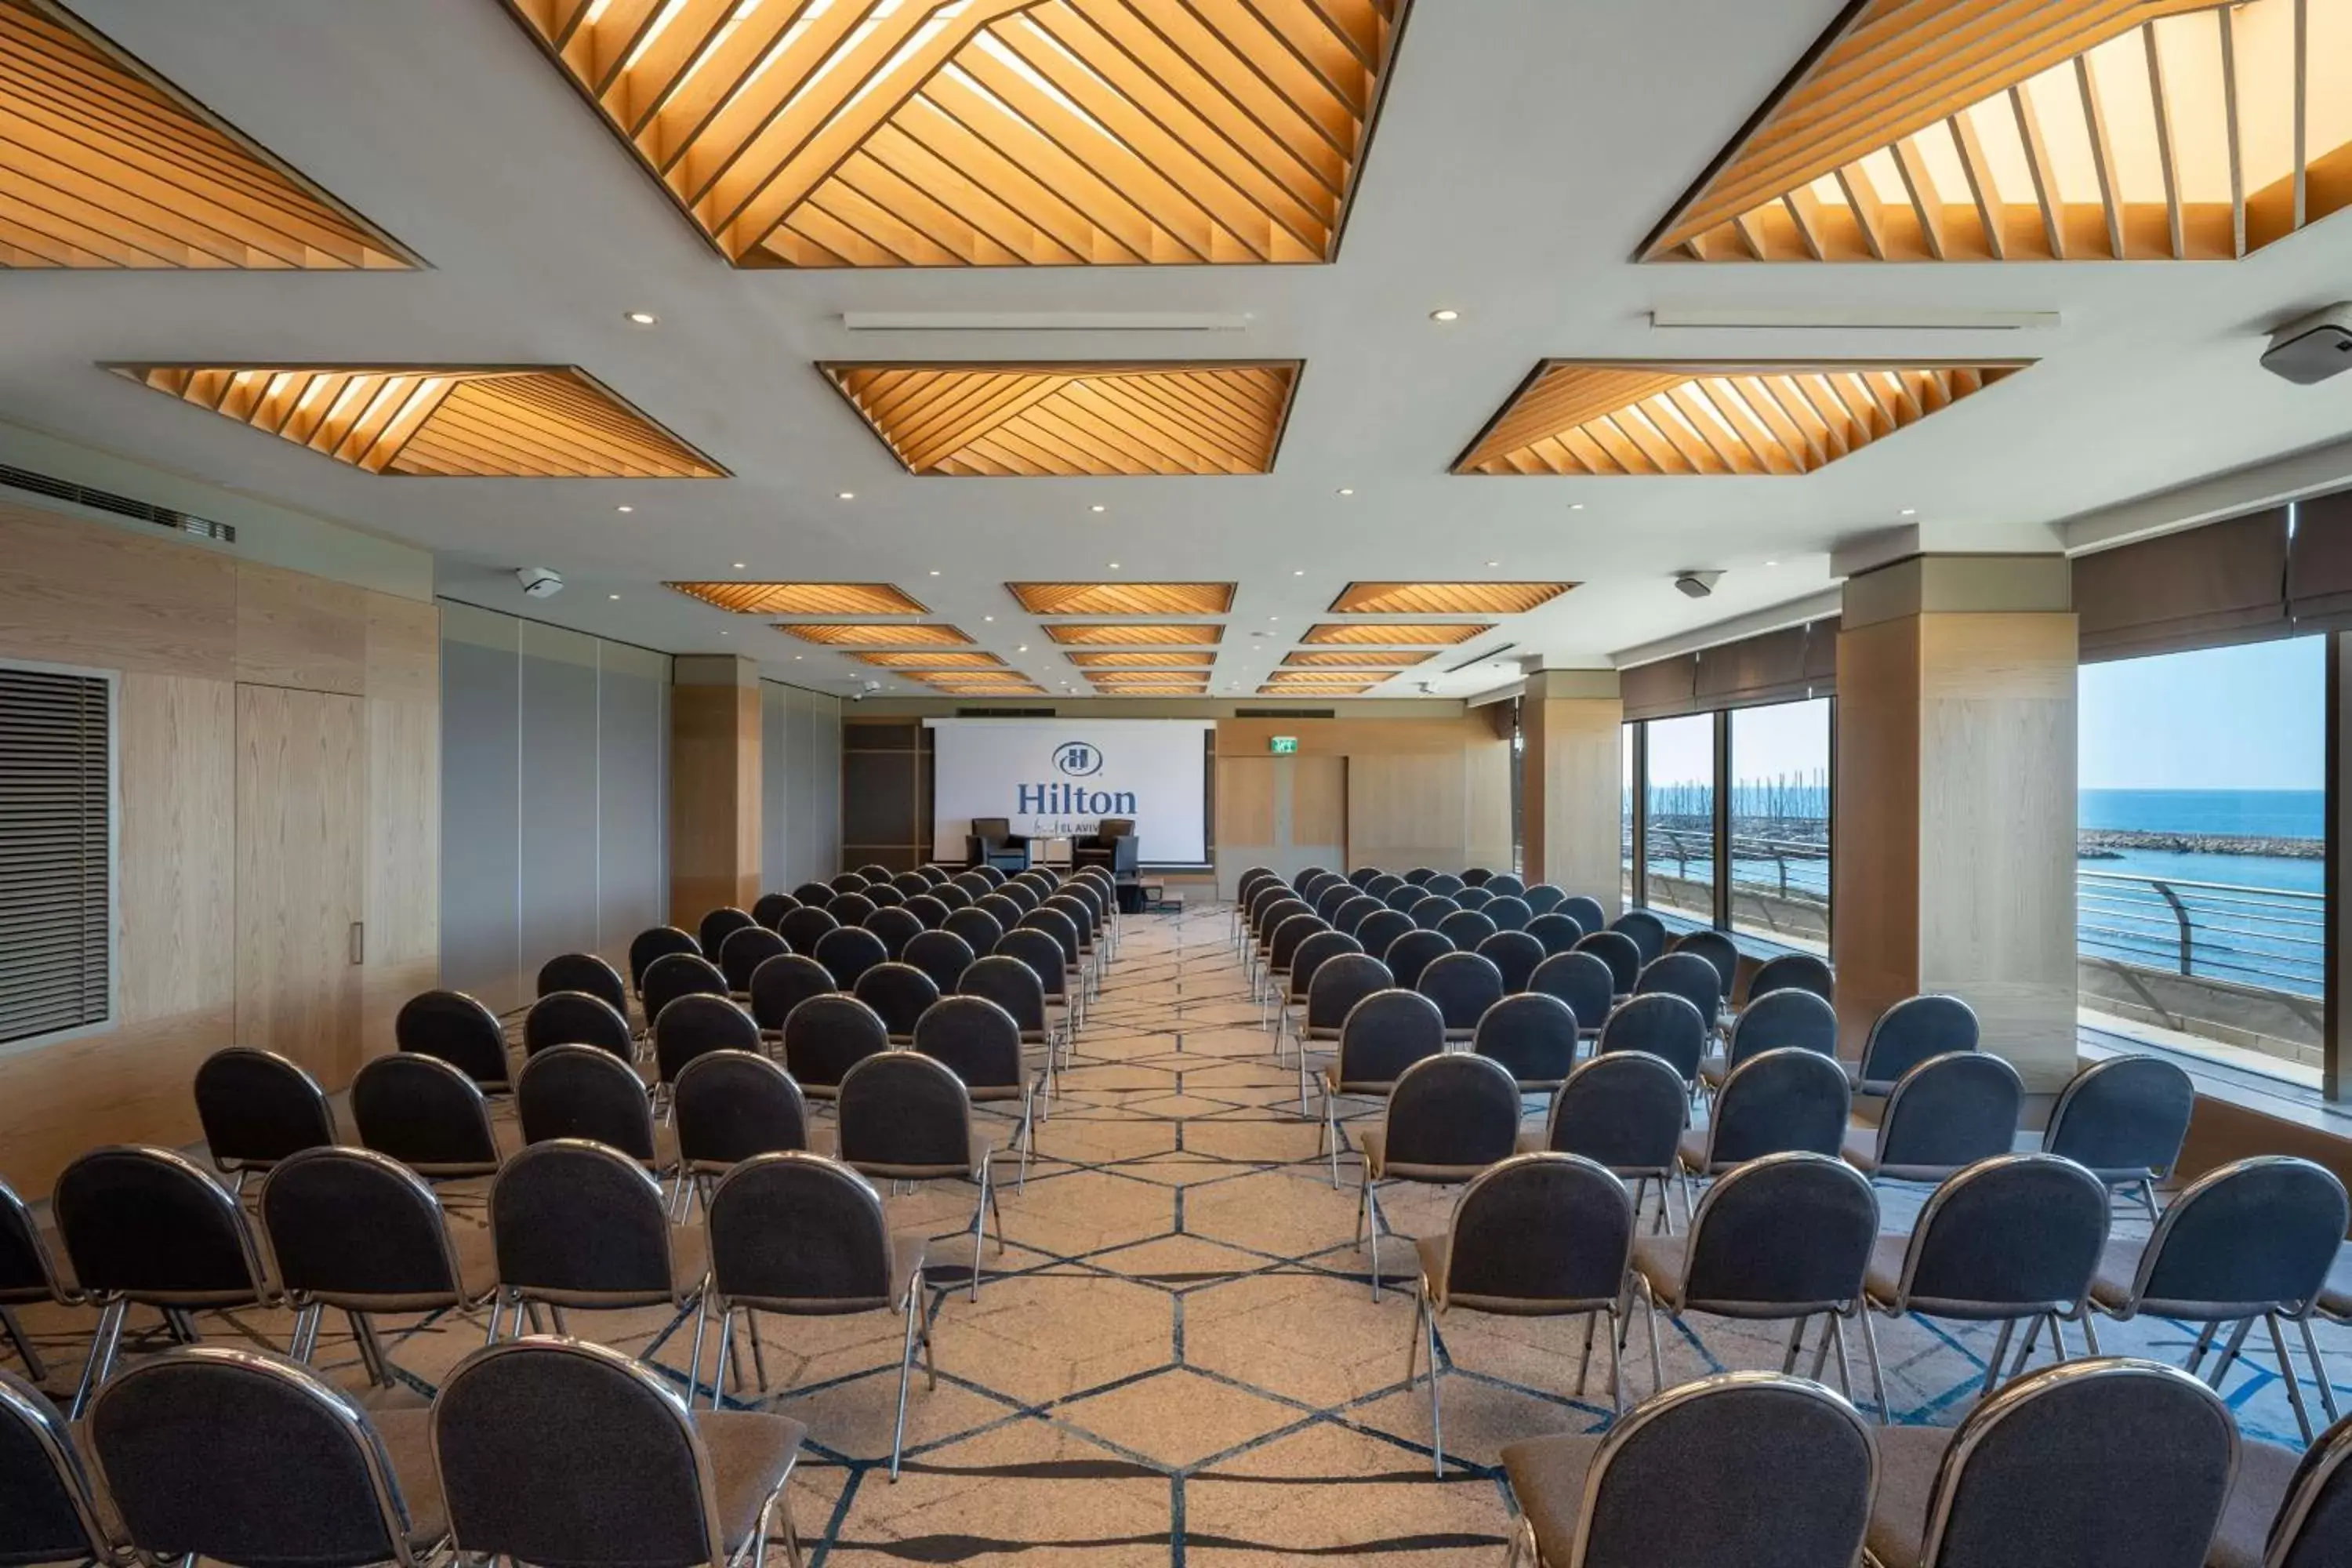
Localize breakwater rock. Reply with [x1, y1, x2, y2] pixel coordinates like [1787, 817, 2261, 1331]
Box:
[2078, 829, 2322, 860]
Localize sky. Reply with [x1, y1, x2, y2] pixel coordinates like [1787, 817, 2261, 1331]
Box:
[2079, 635, 2324, 791]
[1639, 698, 1830, 786]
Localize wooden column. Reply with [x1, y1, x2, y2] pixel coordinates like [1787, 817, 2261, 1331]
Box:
[670, 655, 762, 923]
[1520, 670, 1624, 912]
[1833, 555, 2078, 1100]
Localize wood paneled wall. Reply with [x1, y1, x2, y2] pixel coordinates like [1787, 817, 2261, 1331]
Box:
[1520, 674, 1624, 909]
[670, 655, 763, 923]
[0, 500, 437, 1193]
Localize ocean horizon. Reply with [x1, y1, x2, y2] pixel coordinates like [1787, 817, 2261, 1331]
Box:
[2079, 786, 2323, 841]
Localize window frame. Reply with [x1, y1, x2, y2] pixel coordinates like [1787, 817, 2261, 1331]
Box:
[0, 656, 120, 1058]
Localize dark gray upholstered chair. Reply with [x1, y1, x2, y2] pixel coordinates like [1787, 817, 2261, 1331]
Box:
[53, 1145, 277, 1417]
[1678, 1047, 1852, 1178]
[779, 904, 840, 957]
[524, 989, 637, 1062]
[1365, 873, 1408, 902]
[813, 926, 889, 991]
[1597, 992, 1710, 1087]
[1528, 950, 1614, 1039]
[2090, 1156, 2349, 1443]
[826, 892, 878, 927]
[1261, 912, 1330, 1020]
[1408, 894, 1460, 930]
[89, 1345, 447, 1568]
[1851, 993, 1980, 1096]
[1298, 870, 1340, 909]
[902, 893, 951, 931]
[973, 892, 1024, 935]
[863, 906, 924, 962]
[1574, 929, 1642, 995]
[1501, 1372, 1875, 1568]
[1461, 868, 1494, 887]
[1454, 885, 1496, 912]
[1384, 928, 1454, 990]
[193, 1047, 336, 1192]
[902, 928, 977, 997]
[0, 1180, 74, 1381]
[1523, 883, 1566, 916]
[1248, 895, 1309, 987]
[751, 892, 798, 931]
[1354, 908, 1416, 960]
[718, 927, 790, 993]
[517, 1045, 677, 1179]
[351, 1053, 510, 1180]
[790, 880, 836, 906]
[1864, 1153, 2111, 1412]
[1417, 950, 1505, 1042]
[837, 1051, 1001, 1300]
[1273, 931, 1364, 1058]
[431, 1337, 805, 1566]
[699, 907, 757, 960]
[1485, 873, 1526, 898]
[993, 878, 1040, 918]
[1843, 1051, 2024, 1184]
[1021, 906, 1088, 1022]
[396, 989, 512, 1093]
[1385, 884, 1426, 913]
[1402, 867, 1437, 887]
[1528, 1052, 1692, 1234]
[856, 862, 895, 884]
[943, 906, 1005, 958]
[1635, 951, 1724, 1031]
[704, 1154, 930, 1476]
[1312, 881, 1355, 924]
[780, 994, 890, 1104]
[1317, 989, 1446, 1188]
[0, 1365, 114, 1566]
[1332, 895, 1385, 937]
[892, 870, 933, 898]
[1416, 1156, 1638, 1463]
[1862, 1357, 2235, 1568]
[969, 863, 1010, 888]
[915, 995, 1040, 1189]
[629, 926, 700, 998]
[1749, 950, 1834, 1004]
[749, 952, 834, 1036]
[852, 961, 941, 1043]
[642, 954, 731, 1040]
[833, 872, 871, 894]
[1351, 866, 1388, 889]
[996, 927, 1076, 1045]
[2042, 1054, 2196, 1222]
[1698, 985, 1838, 1091]
[1559, 895, 1608, 935]
[485, 1140, 706, 1350]
[1670, 928, 1739, 1004]
[1290, 953, 1396, 1115]
[654, 993, 763, 1094]
[865, 883, 906, 910]
[1610, 909, 1668, 964]
[1473, 992, 1579, 1096]
[1483, 895, 1535, 933]
[960, 953, 1065, 1100]
[1426, 873, 1466, 897]
[539, 951, 630, 1014]
[931, 882, 974, 913]
[1355, 1054, 1523, 1301]
[260, 1146, 494, 1383]
[2209, 1407, 2352, 1568]
[1477, 929, 1546, 994]
[1436, 909, 1500, 953]
[673, 1051, 812, 1198]
[1628, 1152, 1882, 1406]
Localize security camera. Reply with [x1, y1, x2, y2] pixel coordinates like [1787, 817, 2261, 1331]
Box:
[514, 566, 564, 599]
[1674, 571, 1723, 600]
[2262, 303, 2352, 385]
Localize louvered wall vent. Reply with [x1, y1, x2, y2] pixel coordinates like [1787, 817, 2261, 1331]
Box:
[0, 463, 235, 542]
[0, 662, 111, 1047]
[1235, 706, 1337, 719]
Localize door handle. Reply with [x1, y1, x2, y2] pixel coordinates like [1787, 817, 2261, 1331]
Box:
[350, 922, 365, 965]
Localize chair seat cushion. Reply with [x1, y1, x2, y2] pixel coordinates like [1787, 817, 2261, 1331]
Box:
[2321, 1244, 2352, 1320]
[372, 1407, 451, 1552]
[1414, 1233, 1447, 1295]
[1629, 1235, 1686, 1302]
[1863, 1232, 1911, 1307]
[1863, 1423, 1954, 1568]
[1697, 1054, 1728, 1089]
[695, 1410, 810, 1553]
[848, 1131, 997, 1182]
[2089, 1237, 2150, 1312]
[2209, 1436, 2300, 1568]
[1840, 1126, 1881, 1174]
[1500, 1432, 1602, 1567]
[1675, 1128, 1710, 1173]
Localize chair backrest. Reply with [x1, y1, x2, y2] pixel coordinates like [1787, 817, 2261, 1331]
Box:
[1384, 929, 1455, 989]
[1481, 894, 1534, 933]
[1722, 987, 1839, 1073]
[432, 1338, 726, 1567]
[536, 952, 628, 1012]
[1312, 881, 1356, 923]
[2132, 1156, 2350, 1316]
[903, 894, 952, 931]
[977, 892, 1027, 931]
[1402, 866, 1436, 887]
[653, 993, 760, 1085]
[1748, 951, 1833, 1004]
[1425, 872, 1465, 897]
[1297, 869, 1338, 906]
[958, 953, 1050, 1035]
[1670, 928, 1739, 1000]
[1408, 895, 1460, 930]
[1543, 1053, 1688, 1172]
[1896, 1154, 2111, 1317]
[2262, 1409, 2352, 1568]
[707, 1153, 894, 1311]
[854, 961, 942, 1039]
[1461, 867, 1494, 887]
[489, 1141, 676, 1301]
[260, 1145, 463, 1307]
[1364, 873, 1406, 902]
[789, 881, 835, 906]
[1254, 895, 1308, 942]
[640, 953, 728, 1032]
[673, 1051, 809, 1167]
[864, 906, 925, 960]
[90, 1346, 426, 1568]
[1439, 1153, 1632, 1311]
[1287, 930, 1364, 1001]
[1454, 884, 1495, 912]
[893, 869, 934, 896]
[1022, 906, 1082, 967]
[1559, 895, 1609, 934]
[866, 882, 906, 909]
[1567, 1373, 1875, 1568]
[193, 1047, 336, 1171]
[1331, 895, 1385, 936]
[1680, 1153, 1878, 1312]
[1333, 989, 1447, 1087]
[781, 995, 891, 1092]
[1859, 993, 1980, 1088]
[914, 995, 1025, 1094]
[832, 871, 871, 893]
[1596, 992, 1708, 1081]
[943, 906, 1005, 956]
[0, 1367, 111, 1566]
[350, 1054, 500, 1177]
[517, 1044, 657, 1160]
[1574, 929, 1642, 993]
[1523, 883, 1566, 915]
[750, 891, 797, 930]
[1379, 1054, 1523, 1174]
[1348, 866, 1385, 888]
[747, 952, 834, 1031]
[1525, 912, 1587, 956]
[1703, 1048, 1852, 1165]
[1475, 929, 1545, 993]
[0, 1178, 64, 1304]
[718, 926, 790, 991]
[1354, 909, 1416, 959]
[995, 880, 1040, 916]
[902, 928, 978, 995]
[1302, 953, 1395, 1033]
[930, 882, 974, 913]
[1417, 951, 1506, 1033]
[1236, 867, 1277, 905]
[1385, 884, 1425, 913]
[53, 1145, 267, 1303]
[837, 1051, 975, 1174]
[2043, 1055, 2197, 1181]
[813, 925, 890, 989]
[1472, 992, 1580, 1087]
[1914, 1358, 2236, 1568]
[626, 926, 699, 994]
[1874, 1052, 2024, 1175]
[1528, 950, 1615, 1029]
[395, 989, 510, 1089]
[696, 907, 756, 960]
[995, 928, 1069, 1000]
[1635, 951, 1722, 1024]
[779, 905, 840, 956]
[523, 989, 634, 1060]
[1267, 912, 1327, 971]
[826, 891, 878, 926]
[1610, 909, 1668, 964]
[1436, 909, 1500, 952]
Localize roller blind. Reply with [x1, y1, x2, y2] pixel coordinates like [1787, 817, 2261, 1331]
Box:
[2074, 508, 2291, 660]
[2285, 488, 2352, 626]
[0, 665, 111, 1045]
[1624, 618, 1838, 720]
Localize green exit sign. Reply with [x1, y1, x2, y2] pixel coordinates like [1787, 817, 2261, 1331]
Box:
[1269, 735, 1298, 755]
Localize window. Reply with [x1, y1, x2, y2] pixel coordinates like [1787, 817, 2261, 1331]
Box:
[2077, 637, 2324, 1085]
[1643, 713, 1714, 922]
[1621, 724, 1636, 908]
[0, 662, 113, 1047]
[1729, 699, 1831, 950]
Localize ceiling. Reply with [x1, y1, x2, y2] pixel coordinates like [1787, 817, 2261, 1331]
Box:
[7, 0, 2352, 702]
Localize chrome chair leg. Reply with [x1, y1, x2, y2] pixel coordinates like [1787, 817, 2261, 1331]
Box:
[746, 1307, 771, 1395]
[1575, 1312, 1595, 1396]
[1604, 1306, 1624, 1416]
[710, 1306, 735, 1412]
[1641, 1281, 1666, 1396]
[1828, 1314, 1855, 1399]
[1, 1306, 45, 1381]
[1858, 1308, 1890, 1425]
[890, 1289, 920, 1481]
[2078, 1311, 2103, 1356]
[2267, 1313, 2319, 1443]
[688, 1294, 711, 1406]
[1784, 1316, 1809, 1376]
[69, 1298, 126, 1419]
[1981, 1320, 2014, 1397]
[2298, 1314, 2342, 1423]
[2209, 1317, 2256, 1388]
[1424, 1296, 1443, 1476]
[2187, 1319, 2221, 1376]
[352, 1311, 392, 1386]
[289, 1302, 323, 1363]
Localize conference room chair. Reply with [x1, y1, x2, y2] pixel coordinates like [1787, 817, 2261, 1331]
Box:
[902, 928, 977, 996]
[1382, 928, 1454, 991]
[866, 883, 908, 909]
[789, 880, 835, 906]
[1679, 1047, 1852, 1180]
[1384, 884, 1425, 914]
[1348, 866, 1385, 889]
[1272, 930, 1364, 1057]
[892, 869, 933, 898]
[719, 926, 790, 994]
[856, 862, 895, 884]
[1698, 985, 1839, 1093]
[751, 891, 798, 931]
[673, 1051, 816, 1220]
[2209, 1407, 2352, 1568]
[1635, 950, 1726, 1034]
[1527, 949, 1613, 1043]
[1425, 873, 1465, 897]
[1631, 1152, 1882, 1407]
[1415, 1156, 1638, 1460]
[397, 989, 514, 1094]
[1610, 910, 1668, 964]
[942, 906, 1002, 956]
[1670, 927, 1740, 1005]
[1864, 1358, 2237, 1568]
[779, 994, 891, 1107]
[1296, 868, 1338, 905]
[1520, 883, 1565, 915]
[2092, 1156, 2348, 1442]
[702, 1154, 930, 1479]
[1044, 891, 1104, 989]
[54, 1145, 278, 1416]
[749, 951, 834, 1038]
[537, 950, 630, 1014]
[1461, 867, 1495, 887]
[1748, 949, 1835, 1004]
[854, 961, 942, 1043]
[698, 907, 757, 960]
[1364, 872, 1408, 902]
[831, 872, 871, 894]
[1864, 1153, 2111, 1412]
[862, 905, 924, 962]
[960, 953, 1064, 1108]
[1248, 895, 1312, 993]
[1316, 989, 1446, 1188]
[995, 927, 1077, 1058]
[977, 891, 1028, 934]
[1288, 952, 1395, 1114]
[1559, 895, 1609, 935]
[921, 864, 955, 886]
[916, 995, 1041, 1189]
[1021, 906, 1090, 1022]
[260, 1145, 495, 1382]
[193, 1047, 336, 1194]
[0, 1180, 73, 1383]
[1418, 949, 1506, 1043]
[813, 925, 889, 991]
[1331, 894, 1385, 938]
[1525, 1051, 1691, 1233]
[2042, 1054, 2197, 1223]
[1232, 867, 1277, 940]
[1476, 928, 1545, 993]
[1501, 1372, 1875, 1568]
[1597, 992, 1710, 1095]
[0, 1366, 117, 1566]
[351, 1053, 512, 1181]
[524, 989, 637, 1064]
[1574, 929, 1642, 996]
[1845, 1052, 2025, 1185]
[837, 1052, 1001, 1302]
[1523, 912, 1585, 957]
[485, 1141, 706, 1349]
[1454, 885, 1495, 912]
[1851, 992, 1980, 1096]
[1483, 895, 1535, 934]
[778, 904, 840, 957]
[930, 881, 973, 913]
[1014, 868, 1058, 897]
[826, 891, 878, 927]
[1311, 880, 1355, 924]
[517, 1045, 677, 1184]
[639, 953, 730, 1039]
[1472, 990, 1579, 1098]
[1352, 908, 1414, 960]
[89, 1345, 448, 1568]
[628, 926, 700, 999]
[1355, 1053, 1522, 1301]
[902, 893, 952, 931]
[969, 864, 1010, 887]
[431, 1338, 805, 1566]
[1436, 908, 1499, 953]
[654, 993, 763, 1097]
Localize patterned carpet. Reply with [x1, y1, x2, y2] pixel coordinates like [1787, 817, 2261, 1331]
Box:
[9, 901, 2343, 1565]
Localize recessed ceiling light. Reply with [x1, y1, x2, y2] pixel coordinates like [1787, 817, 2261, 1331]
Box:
[837, 491, 855, 500]
[1766, 559, 1780, 568]
[732, 562, 746, 570]
[1900, 507, 1917, 516]
[928, 569, 941, 576]
[1090, 503, 1105, 513]
[1017, 644, 1029, 652]
[1568, 503, 1584, 511]
[983, 615, 994, 622]
[719, 630, 729, 636]
[615, 504, 633, 514]
[624, 310, 659, 327]
[1336, 487, 1354, 495]
[1293, 569, 1305, 576]
[1485, 559, 1500, 567]
[608, 593, 620, 600]
[1107, 562, 1120, 570]
[1430, 309, 1460, 322]
[1269, 615, 1279, 622]
[793, 654, 802, 659]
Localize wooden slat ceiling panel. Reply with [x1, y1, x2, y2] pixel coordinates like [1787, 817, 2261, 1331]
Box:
[670, 582, 927, 615]
[825, 362, 1298, 475]
[1088, 670, 1213, 685]
[775, 623, 973, 646]
[1644, 0, 2348, 263]
[853, 651, 1007, 669]
[502, 0, 1406, 268]
[1454, 361, 2027, 475]
[1263, 667, 1395, 684]
[1065, 652, 1217, 668]
[1007, 582, 1237, 615]
[1259, 681, 1374, 694]
[1281, 649, 1430, 667]
[0, 1, 412, 270]
[1301, 622, 1494, 645]
[110, 364, 722, 477]
[1044, 622, 1225, 646]
[1329, 582, 1574, 615]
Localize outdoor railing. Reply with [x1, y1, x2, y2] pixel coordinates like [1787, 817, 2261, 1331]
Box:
[2078, 869, 2323, 997]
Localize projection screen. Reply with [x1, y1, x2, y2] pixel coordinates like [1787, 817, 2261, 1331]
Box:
[927, 718, 1213, 864]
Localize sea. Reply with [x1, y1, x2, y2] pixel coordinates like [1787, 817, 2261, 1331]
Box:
[2078, 787, 2323, 895]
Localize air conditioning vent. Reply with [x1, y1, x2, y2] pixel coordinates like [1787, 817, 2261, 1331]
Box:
[1235, 706, 1336, 719]
[0, 463, 236, 543]
[955, 706, 1056, 717]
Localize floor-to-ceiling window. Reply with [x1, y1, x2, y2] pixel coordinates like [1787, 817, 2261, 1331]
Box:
[1621, 722, 1637, 909]
[1728, 698, 1831, 950]
[1642, 713, 1715, 922]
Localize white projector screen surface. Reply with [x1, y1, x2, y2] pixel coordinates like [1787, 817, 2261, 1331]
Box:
[927, 719, 1213, 864]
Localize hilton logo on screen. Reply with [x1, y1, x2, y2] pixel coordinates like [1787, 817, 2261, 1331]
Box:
[1017, 739, 1136, 823]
